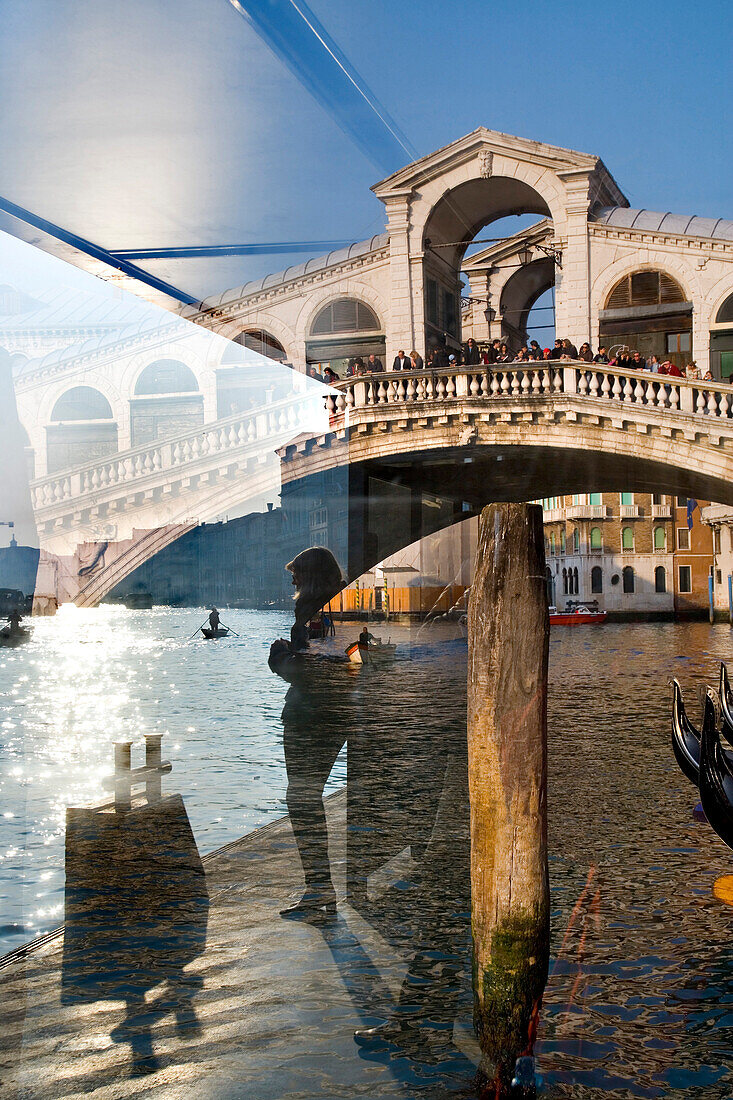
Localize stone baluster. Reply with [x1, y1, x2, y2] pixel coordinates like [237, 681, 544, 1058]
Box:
[446, 374, 457, 399]
[611, 376, 622, 402]
[396, 376, 406, 401]
[346, 385, 356, 407]
[426, 375, 435, 400]
[481, 372, 490, 397]
[578, 371, 588, 396]
[696, 388, 706, 415]
[499, 372, 509, 397]
[511, 371, 521, 397]
[553, 369, 563, 393]
[436, 376, 446, 399]
[521, 371, 530, 397]
[377, 379, 387, 403]
[644, 379, 656, 406]
[706, 390, 718, 417]
[622, 377, 633, 402]
[490, 373, 500, 397]
[669, 385, 680, 411]
[719, 391, 730, 418]
[470, 373, 480, 397]
[531, 370, 542, 396]
[634, 378, 645, 403]
[589, 373, 599, 398]
[387, 377, 398, 403]
[601, 374, 611, 401]
[325, 394, 336, 416]
[336, 393, 347, 414]
[416, 375, 427, 401]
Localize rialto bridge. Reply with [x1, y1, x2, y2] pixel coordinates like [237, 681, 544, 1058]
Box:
[6, 126, 733, 605]
[186, 128, 733, 381]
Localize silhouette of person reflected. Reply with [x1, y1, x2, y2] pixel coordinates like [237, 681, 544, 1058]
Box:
[269, 547, 347, 920]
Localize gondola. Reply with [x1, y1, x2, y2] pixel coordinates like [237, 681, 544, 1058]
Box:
[719, 663, 733, 733]
[201, 627, 230, 640]
[0, 625, 31, 647]
[671, 678, 733, 785]
[699, 690, 733, 851]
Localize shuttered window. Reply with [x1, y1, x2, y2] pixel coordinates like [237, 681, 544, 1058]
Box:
[311, 299, 381, 335]
[606, 271, 686, 310]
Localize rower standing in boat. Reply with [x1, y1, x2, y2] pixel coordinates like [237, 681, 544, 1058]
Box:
[208, 608, 220, 632]
[7, 608, 22, 635]
[359, 626, 374, 647]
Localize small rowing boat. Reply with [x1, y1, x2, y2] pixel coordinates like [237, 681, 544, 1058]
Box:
[0, 625, 31, 647]
[345, 637, 397, 664]
[201, 627, 230, 640]
[549, 604, 607, 626]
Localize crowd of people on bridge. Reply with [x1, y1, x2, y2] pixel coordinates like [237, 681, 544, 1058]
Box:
[307, 337, 710, 383]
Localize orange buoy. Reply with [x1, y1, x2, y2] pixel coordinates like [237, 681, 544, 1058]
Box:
[713, 874, 733, 906]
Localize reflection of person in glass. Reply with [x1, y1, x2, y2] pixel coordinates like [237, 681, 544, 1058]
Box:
[268, 547, 346, 920]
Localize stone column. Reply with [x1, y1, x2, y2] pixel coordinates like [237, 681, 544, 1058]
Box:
[384, 192, 422, 360]
[554, 170, 593, 349]
[468, 502, 550, 1096]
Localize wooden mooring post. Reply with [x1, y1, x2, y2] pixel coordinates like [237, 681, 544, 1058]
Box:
[467, 503, 550, 1097]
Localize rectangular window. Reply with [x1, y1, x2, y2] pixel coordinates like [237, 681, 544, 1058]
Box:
[677, 527, 690, 550]
[666, 332, 691, 355]
[620, 492, 633, 506]
[717, 569, 723, 585]
[678, 565, 692, 593]
[443, 290, 457, 336]
[589, 492, 602, 505]
[652, 493, 662, 505]
[676, 495, 687, 508]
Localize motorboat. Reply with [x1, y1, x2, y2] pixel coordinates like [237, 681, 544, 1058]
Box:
[699, 690, 733, 852]
[201, 627, 230, 640]
[549, 604, 607, 626]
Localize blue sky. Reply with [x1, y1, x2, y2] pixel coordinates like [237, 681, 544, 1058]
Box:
[0, 0, 730, 299]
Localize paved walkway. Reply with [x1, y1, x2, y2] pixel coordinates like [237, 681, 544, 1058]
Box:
[0, 792, 479, 1100]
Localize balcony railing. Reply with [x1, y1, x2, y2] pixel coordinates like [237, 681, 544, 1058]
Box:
[651, 503, 672, 518]
[620, 504, 642, 518]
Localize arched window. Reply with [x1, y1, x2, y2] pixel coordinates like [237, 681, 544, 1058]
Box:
[605, 271, 686, 310]
[232, 330, 287, 361]
[311, 299, 380, 335]
[550, 532, 556, 555]
[623, 565, 635, 593]
[306, 298, 384, 376]
[622, 527, 634, 551]
[590, 526, 602, 551]
[573, 567, 579, 595]
[591, 565, 603, 593]
[134, 360, 199, 395]
[654, 526, 666, 551]
[602, 269, 690, 373]
[47, 387, 117, 474]
[716, 293, 733, 325]
[572, 528, 580, 553]
[562, 567, 568, 595]
[131, 360, 203, 446]
[560, 529, 566, 553]
[51, 387, 113, 421]
[655, 565, 666, 593]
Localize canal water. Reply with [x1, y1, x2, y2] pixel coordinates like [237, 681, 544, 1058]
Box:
[3, 608, 733, 1096]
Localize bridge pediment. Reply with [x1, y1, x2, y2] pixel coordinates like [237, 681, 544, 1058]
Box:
[372, 128, 627, 210]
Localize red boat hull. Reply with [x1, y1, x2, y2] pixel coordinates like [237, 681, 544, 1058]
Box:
[549, 612, 607, 626]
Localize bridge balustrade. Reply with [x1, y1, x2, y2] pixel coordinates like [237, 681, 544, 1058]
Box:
[325, 361, 733, 422]
[29, 394, 315, 511]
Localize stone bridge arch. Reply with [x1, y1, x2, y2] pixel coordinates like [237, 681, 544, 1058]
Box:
[372, 128, 627, 361]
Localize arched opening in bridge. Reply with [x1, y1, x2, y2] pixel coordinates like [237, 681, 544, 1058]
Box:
[423, 177, 556, 358]
[306, 298, 384, 376]
[47, 386, 118, 474]
[216, 332, 290, 417]
[130, 359, 204, 446]
[600, 270, 691, 370]
[711, 291, 733, 380]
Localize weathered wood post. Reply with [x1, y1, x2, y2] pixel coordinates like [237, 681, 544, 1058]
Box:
[468, 502, 550, 1097]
